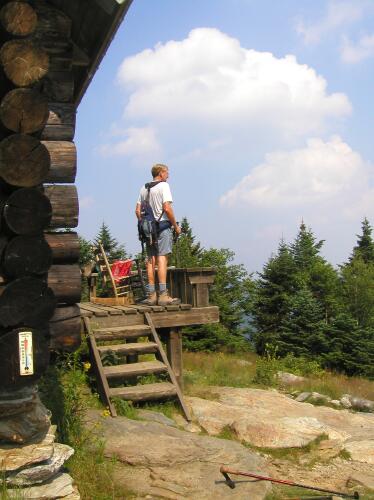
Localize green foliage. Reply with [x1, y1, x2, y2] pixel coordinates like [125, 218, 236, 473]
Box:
[340, 257, 374, 328]
[93, 221, 129, 261]
[170, 217, 203, 267]
[278, 353, 323, 378]
[183, 247, 254, 352]
[350, 217, 374, 264]
[112, 398, 138, 419]
[278, 286, 328, 358]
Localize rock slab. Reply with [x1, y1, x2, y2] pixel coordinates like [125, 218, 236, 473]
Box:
[85, 409, 270, 499]
[187, 387, 374, 460]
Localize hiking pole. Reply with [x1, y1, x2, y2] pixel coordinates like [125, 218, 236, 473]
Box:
[219, 466, 359, 499]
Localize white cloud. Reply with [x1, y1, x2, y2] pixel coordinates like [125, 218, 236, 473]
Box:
[296, 0, 366, 45]
[80, 196, 94, 209]
[341, 33, 374, 63]
[116, 28, 351, 146]
[220, 136, 373, 213]
[99, 126, 162, 159]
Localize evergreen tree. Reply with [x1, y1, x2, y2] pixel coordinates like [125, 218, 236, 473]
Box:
[291, 221, 340, 322]
[93, 221, 128, 261]
[324, 313, 374, 379]
[183, 248, 254, 352]
[291, 221, 324, 274]
[169, 217, 203, 267]
[350, 218, 374, 264]
[278, 287, 327, 358]
[252, 240, 298, 353]
[340, 257, 374, 328]
[78, 235, 94, 267]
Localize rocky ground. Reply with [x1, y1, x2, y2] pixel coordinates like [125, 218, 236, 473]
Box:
[84, 386, 374, 499]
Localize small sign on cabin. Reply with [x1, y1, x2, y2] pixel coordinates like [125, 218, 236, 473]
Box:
[18, 331, 34, 376]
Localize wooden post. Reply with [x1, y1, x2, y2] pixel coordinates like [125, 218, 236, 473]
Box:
[166, 328, 183, 390]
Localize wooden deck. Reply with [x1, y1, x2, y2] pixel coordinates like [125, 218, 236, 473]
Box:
[79, 302, 219, 329]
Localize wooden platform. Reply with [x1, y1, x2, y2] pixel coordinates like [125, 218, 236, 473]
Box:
[79, 302, 219, 329]
[80, 302, 219, 418]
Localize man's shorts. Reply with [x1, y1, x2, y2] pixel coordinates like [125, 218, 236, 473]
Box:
[146, 227, 173, 258]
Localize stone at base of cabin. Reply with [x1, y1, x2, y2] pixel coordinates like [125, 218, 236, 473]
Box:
[0, 391, 51, 444]
[6, 472, 76, 499]
[6, 443, 74, 486]
[0, 386, 38, 418]
[0, 426, 56, 472]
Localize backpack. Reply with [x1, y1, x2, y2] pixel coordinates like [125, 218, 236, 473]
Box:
[138, 181, 171, 250]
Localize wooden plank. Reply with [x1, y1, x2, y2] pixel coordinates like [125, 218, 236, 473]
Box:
[104, 360, 167, 378]
[109, 382, 177, 402]
[145, 312, 191, 422]
[79, 303, 108, 317]
[84, 317, 117, 417]
[88, 303, 122, 315]
[167, 329, 183, 390]
[150, 305, 164, 312]
[93, 324, 151, 341]
[127, 304, 152, 313]
[165, 305, 180, 312]
[180, 303, 192, 310]
[151, 307, 219, 329]
[97, 342, 158, 356]
[110, 305, 137, 315]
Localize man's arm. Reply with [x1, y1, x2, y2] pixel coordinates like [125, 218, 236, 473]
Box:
[163, 201, 181, 234]
[135, 202, 141, 220]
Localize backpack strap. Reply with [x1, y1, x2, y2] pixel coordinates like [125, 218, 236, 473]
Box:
[144, 180, 165, 221]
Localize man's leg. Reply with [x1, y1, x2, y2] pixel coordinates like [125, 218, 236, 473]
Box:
[157, 255, 168, 285]
[142, 254, 157, 305]
[157, 255, 180, 305]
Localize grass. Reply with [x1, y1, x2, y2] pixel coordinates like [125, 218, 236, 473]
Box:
[183, 351, 374, 402]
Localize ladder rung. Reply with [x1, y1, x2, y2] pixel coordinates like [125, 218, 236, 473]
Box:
[109, 382, 177, 402]
[98, 342, 158, 356]
[104, 360, 167, 379]
[94, 325, 151, 341]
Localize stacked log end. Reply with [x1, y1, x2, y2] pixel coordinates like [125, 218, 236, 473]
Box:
[0, 0, 80, 391]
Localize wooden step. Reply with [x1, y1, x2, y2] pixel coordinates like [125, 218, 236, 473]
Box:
[109, 382, 177, 402]
[93, 324, 151, 341]
[97, 342, 158, 356]
[104, 360, 167, 379]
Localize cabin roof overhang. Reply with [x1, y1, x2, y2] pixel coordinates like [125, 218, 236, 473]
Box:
[49, 0, 133, 105]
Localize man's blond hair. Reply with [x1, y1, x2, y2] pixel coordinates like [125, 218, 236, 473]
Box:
[152, 163, 168, 178]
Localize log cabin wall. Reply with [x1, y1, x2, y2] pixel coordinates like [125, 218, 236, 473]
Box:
[0, 0, 133, 392]
[0, 0, 80, 390]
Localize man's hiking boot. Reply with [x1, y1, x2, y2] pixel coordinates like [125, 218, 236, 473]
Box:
[141, 291, 157, 306]
[158, 290, 181, 306]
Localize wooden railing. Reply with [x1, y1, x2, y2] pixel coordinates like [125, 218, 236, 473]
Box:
[167, 267, 216, 307]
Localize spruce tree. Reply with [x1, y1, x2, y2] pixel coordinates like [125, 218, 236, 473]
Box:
[252, 240, 297, 353]
[291, 221, 340, 322]
[183, 248, 253, 351]
[93, 221, 128, 261]
[278, 287, 327, 358]
[291, 221, 324, 274]
[169, 217, 203, 267]
[340, 257, 374, 328]
[350, 217, 374, 264]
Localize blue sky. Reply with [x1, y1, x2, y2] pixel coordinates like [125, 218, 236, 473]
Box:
[76, 0, 374, 272]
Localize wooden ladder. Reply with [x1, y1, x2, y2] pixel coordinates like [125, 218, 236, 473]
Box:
[83, 316, 191, 421]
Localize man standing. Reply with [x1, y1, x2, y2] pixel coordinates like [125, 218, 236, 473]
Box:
[136, 164, 181, 305]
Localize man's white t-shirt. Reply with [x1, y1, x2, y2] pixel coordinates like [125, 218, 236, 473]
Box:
[137, 181, 172, 222]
